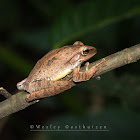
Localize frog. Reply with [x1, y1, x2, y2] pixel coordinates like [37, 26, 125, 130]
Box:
[17, 41, 106, 102]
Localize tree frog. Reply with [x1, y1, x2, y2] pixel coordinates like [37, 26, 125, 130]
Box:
[17, 41, 106, 102]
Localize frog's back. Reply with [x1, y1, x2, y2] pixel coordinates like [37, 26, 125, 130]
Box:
[24, 46, 73, 87]
[26, 48, 60, 82]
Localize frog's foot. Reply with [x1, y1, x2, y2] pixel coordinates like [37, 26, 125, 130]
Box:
[25, 80, 71, 102]
[73, 58, 106, 82]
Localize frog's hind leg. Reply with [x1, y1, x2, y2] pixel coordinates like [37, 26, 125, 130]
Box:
[25, 81, 71, 102]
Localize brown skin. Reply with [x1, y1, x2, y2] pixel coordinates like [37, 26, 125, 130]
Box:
[17, 41, 106, 102]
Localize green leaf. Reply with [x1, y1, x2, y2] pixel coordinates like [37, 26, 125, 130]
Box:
[0, 46, 33, 75]
[12, 28, 49, 52]
[48, 0, 140, 49]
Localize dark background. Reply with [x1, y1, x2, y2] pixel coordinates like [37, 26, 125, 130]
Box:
[0, 0, 140, 139]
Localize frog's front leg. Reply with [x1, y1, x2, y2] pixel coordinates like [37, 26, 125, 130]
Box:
[73, 59, 106, 82]
[26, 80, 71, 102]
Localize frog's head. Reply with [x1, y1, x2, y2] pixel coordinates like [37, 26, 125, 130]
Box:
[69, 41, 97, 68]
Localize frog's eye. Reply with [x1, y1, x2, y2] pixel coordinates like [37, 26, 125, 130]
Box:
[81, 48, 89, 56]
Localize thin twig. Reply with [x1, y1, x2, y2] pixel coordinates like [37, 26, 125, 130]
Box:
[0, 87, 12, 98]
[0, 43, 140, 119]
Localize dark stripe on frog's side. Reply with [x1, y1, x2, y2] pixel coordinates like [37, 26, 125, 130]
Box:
[47, 57, 57, 66]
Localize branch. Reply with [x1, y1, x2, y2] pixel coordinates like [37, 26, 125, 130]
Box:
[0, 43, 140, 119]
[81, 44, 140, 77]
[0, 91, 38, 119]
[0, 87, 12, 98]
